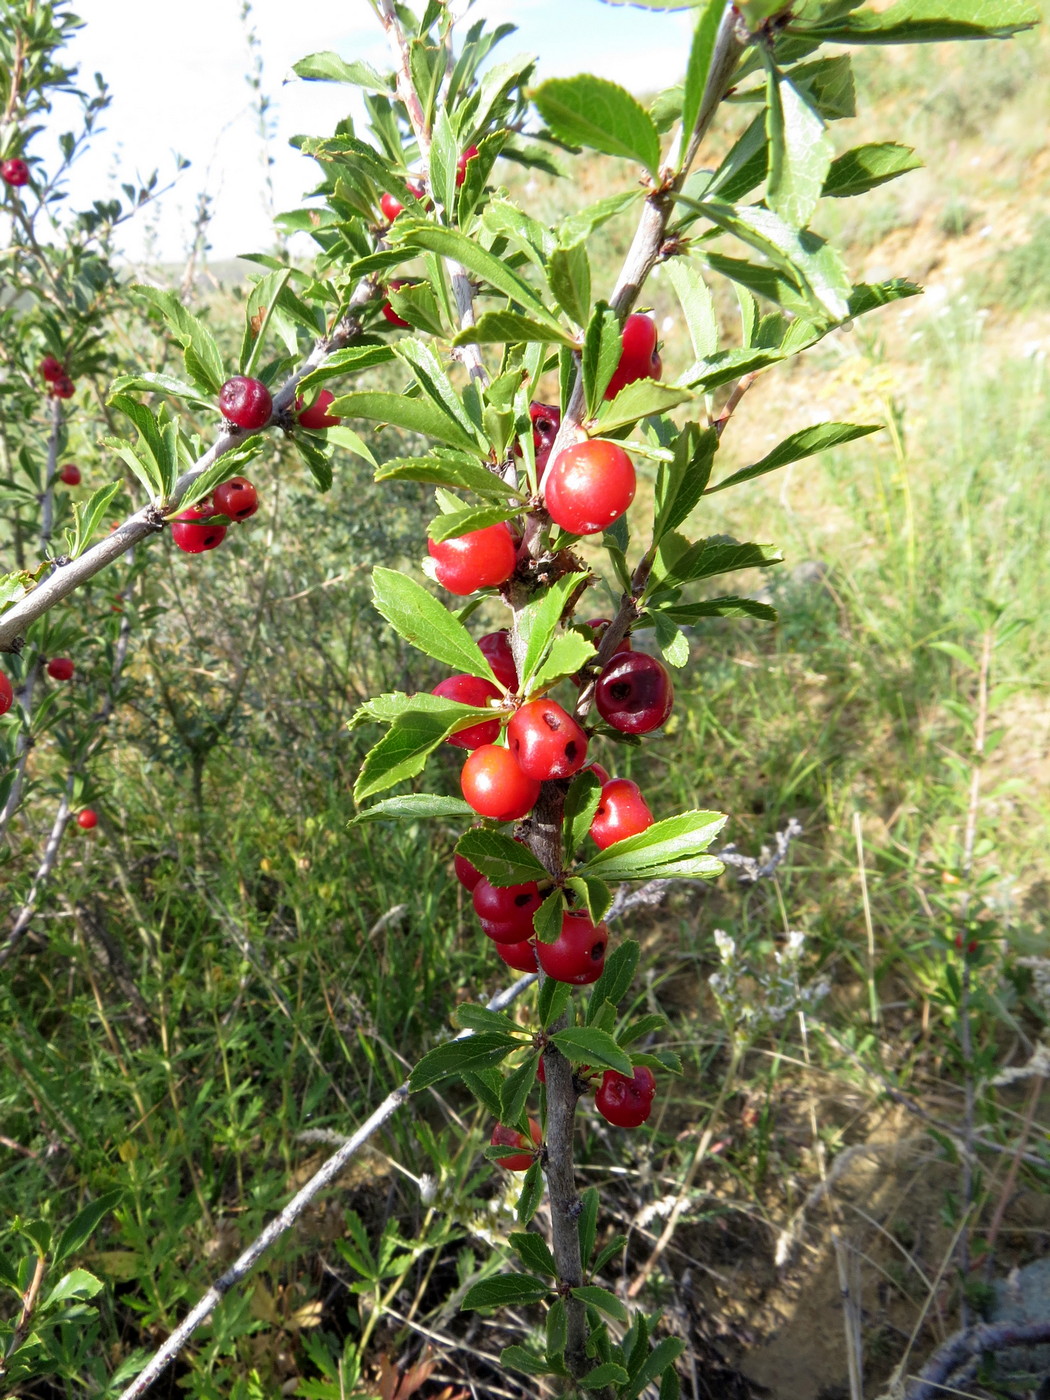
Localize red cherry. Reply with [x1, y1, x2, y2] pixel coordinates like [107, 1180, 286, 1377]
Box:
[536, 911, 609, 985]
[473, 877, 543, 943]
[584, 762, 611, 787]
[428, 522, 517, 595]
[213, 476, 259, 520]
[507, 698, 588, 781]
[218, 376, 272, 430]
[545, 440, 636, 536]
[478, 630, 518, 692]
[1, 158, 30, 187]
[50, 375, 75, 399]
[39, 356, 64, 382]
[595, 1066, 656, 1128]
[380, 192, 404, 222]
[296, 388, 341, 430]
[456, 145, 479, 188]
[967, 939, 979, 956]
[454, 852, 483, 891]
[594, 652, 674, 734]
[537, 1057, 597, 1087]
[460, 744, 540, 822]
[76, 809, 98, 830]
[513, 403, 562, 477]
[171, 504, 227, 554]
[604, 313, 661, 400]
[381, 280, 412, 329]
[432, 674, 502, 749]
[0, 672, 13, 715]
[58, 464, 81, 486]
[496, 938, 538, 973]
[490, 1118, 541, 1171]
[590, 778, 654, 850]
[47, 657, 74, 681]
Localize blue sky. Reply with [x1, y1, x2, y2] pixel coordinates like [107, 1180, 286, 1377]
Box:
[52, 0, 694, 264]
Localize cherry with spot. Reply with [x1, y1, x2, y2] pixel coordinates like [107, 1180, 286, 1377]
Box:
[213, 477, 259, 521]
[590, 778, 654, 850]
[490, 1119, 541, 1171]
[595, 1066, 656, 1128]
[545, 439, 636, 536]
[296, 390, 341, 430]
[536, 911, 609, 985]
[171, 502, 227, 555]
[507, 697, 588, 781]
[595, 652, 674, 734]
[432, 674, 502, 749]
[219, 376, 272, 431]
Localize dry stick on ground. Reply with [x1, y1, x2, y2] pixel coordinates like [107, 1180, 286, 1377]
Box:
[903, 1319, 1050, 1400]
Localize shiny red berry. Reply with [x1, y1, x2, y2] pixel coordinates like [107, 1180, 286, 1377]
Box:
[39, 356, 64, 382]
[584, 761, 611, 786]
[545, 440, 636, 536]
[47, 657, 74, 681]
[516, 402, 561, 478]
[496, 938, 538, 973]
[76, 809, 98, 830]
[473, 877, 543, 943]
[507, 698, 588, 781]
[595, 652, 674, 734]
[213, 477, 259, 520]
[296, 389, 341, 430]
[590, 778, 654, 850]
[536, 911, 609, 985]
[478, 630, 518, 692]
[0, 672, 13, 715]
[50, 375, 75, 399]
[432, 674, 502, 749]
[490, 1118, 541, 1171]
[380, 192, 404, 221]
[460, 744, 540, 822]
[456, 145, 479, 187]
[595, 1066, 656, 1128]
[382, 280, 412, 329]
[218, 376, 272, 430]
[454, 852, 483, 891]
[58, 464, 81, 486]
[1, 158, 30, 187]
[428, 523, 517, 595]
[171, 504, 227, 554]
[604, 313, 661, 400]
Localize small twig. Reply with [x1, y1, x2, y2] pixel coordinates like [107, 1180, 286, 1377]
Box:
[0, 1253, 46, 1380]
[904, 1319, 1050, 1400]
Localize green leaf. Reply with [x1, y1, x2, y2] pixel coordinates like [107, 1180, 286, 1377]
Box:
[182, 442, 266, 512]
[651, 611, 689, 667]
[624, 1337, 686, 1399]
[578, 810, 727, 881]
[427, 505, 521, 545]
[550, 1028, 633, 1077]
[650, 596, 777, 624]
[371, 569, 495, 679]
[592, 1233, 629, 1274]
[532, 76, 661, 177]
[534, 887, 565, 946]
[548, 242, 592, 327]
[583, 1362, 630, 1388]
[102, 436, 162, 500]
[705, 421, 881, 494]
[241, 267, 293, 375]
[452, 311, 575, 348]
[652, 423, 718, 542]
[572, 1285, 629, 1323]
[766, 65, 833, 229]
[395, 223, 560, 330]
[501, 1344, 554, 1377]
[456, 830, 549, 887]
[564, 876, 613, 927]
[559, 190, 641, 245]
[376, 451, 517, 499]
[453, 1005, 526, 1037]
[794, 0, 1038, 44]
[462, 1068, 504, 1119]
[349, 794, 475, 825]
[517, 573, 590, 690]
[328, 392, 480, 453]
[598, 382, 695, 434]
[510, 1232, 557, 1279]
[538, 976, 573, 1029]
[516, 1160, 545, 1225]
[55, 1189, 122, 1267]
[461, 1274, 549, 1310]
[296, 344, 396, 394]
[325, 425, 378, 466]
[42, 1268, 104, 1308]
[296, 433, 334, 492]
[649, 535, 784, 594]
[108, 395, 179, 496]
[823, 142, 922, 198]
[293, 51, 391, 91]
[582, 302, 622, 418]
[563, 769, 602, 862]
[500, 1056, 539, 1130]
[69, 481, 121, 558]
[789, 55, 856, 121]
[587, 940, 640, 1021]
[665, 259, 718, 361]
[131, 285, 225, 394]
[409, 1033, 518, 1091]
[528, 632, 595, 695]
[354, 699, 497, 802]
[108, 371, 213, 408]
[680, 0, 726, 150]
[396, 338, 486, 446]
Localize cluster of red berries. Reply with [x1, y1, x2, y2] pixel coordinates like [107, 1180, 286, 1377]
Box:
[171, 476, 259, 555]
[39, 355, 75, 400]
[1, 157, 30, 187]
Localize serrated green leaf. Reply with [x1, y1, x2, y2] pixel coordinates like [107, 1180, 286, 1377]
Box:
[563, 770, 602, 862]
[43, 1268, 104, 1308]
[376, 451, 518, 499]
[582, 302, 622, 417]
[452, 310, 575, 348]
[650, 596, 777, 624]
[578, 809, 727, 881]
[409, 1033, 518, 1091]
[55, 1190, 122, 1266]
[766, 64, 833, 229]
[652, 423, 718, 543]
[649, 535, 784, 595]
[427, 505, 521, 544]
[509, 1233, 557, 1279]
[70, 481, 122, 558]
[577, 1186, 599, 1265]
[705, 422, 881, 494]
[573, 1284, 629, 1322]
[598, 381, 695, 434]
[665, 260, 718, 361]
[371, 569, 495, 678]
[549, 242, 592, 327]
[516, 1159, 545, 1225]
[462, 1068, 504, 1119]
[501, 1344, 554, 1377]
[102, 436, 162, 500]
[533, 887, 565, 946]
[296, 345, 396, 395]
[538, 976, 573, 1028]
[528, 632, 595, 695]
[592, 1233, 630, 1273]
[551, 1027, 633, 1077]
[353, 697, 498, 802]
[587, 940, 640, 1020]
[329, 392, 480, 453]
[651, 611, 690, 667]
[624, 1337, 686, 1399]
[453, 1004, 526, 1037]
[532, 76, 661, 177]
[500, 1056, 539, 1130]
[456, 830, 549, 886]
[349, 793, 475, 825]
[517, 573, 590, 689]
[293, 51, 391, 91]
[395, 223, 560, 330]
[131, 285, 225, 394]
[680, 0, 726, 151]
[823, 142, 922, 198]
[462, 1274, 549, 1310]
[794, 0, 1037, 44]
[296, 432, 334, 492]
[564, 876, 613, 927]
[241, 268, 293, 375]
[108, 371, 213, 407]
